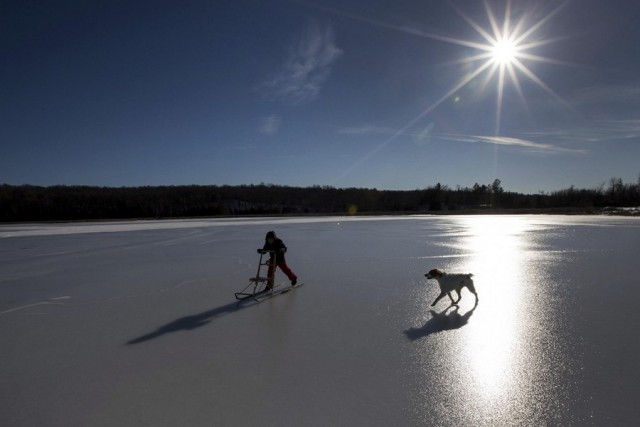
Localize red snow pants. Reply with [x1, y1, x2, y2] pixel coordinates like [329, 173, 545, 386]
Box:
[267, 260, 297, 286]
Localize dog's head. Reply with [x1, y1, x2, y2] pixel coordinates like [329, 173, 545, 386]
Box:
[425, 268, 445, 279]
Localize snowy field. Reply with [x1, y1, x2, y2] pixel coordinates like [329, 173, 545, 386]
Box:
[1, 215, 639, 426]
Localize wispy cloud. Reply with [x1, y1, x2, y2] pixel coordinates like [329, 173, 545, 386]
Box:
[261, 23, 343, 105]
[338, 125, 398, 135]
[522, 120, 640, 144]
[599, 119, 640, 140]
[337, 124, 580, 153]
[259, 115, 282, 135]
[441, 134, 586, 154]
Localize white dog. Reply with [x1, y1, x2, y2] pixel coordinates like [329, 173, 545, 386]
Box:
[425, 268, 478, 307]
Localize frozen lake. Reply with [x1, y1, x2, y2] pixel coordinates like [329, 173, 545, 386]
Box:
[1, 215, 639, 426]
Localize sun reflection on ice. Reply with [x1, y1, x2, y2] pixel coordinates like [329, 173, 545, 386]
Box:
[454, 216, 534, 412]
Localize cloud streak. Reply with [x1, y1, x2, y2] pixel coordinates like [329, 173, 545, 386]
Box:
[441, 134, 585, 154]
[522, 120, 640, 144]
[337, 124, 584, 153]
[262, 23, 343, 105]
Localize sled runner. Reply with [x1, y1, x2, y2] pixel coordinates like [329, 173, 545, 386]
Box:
[235, 250, 303, 303]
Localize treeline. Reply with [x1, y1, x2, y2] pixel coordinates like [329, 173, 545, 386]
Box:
[1, 177, 639, 221]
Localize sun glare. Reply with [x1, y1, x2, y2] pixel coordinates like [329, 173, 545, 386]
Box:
[456, 217, 531, 407]
[394, 0, 569, 136]
[456, 1, 571, 133]
[491, 37, 518, 65]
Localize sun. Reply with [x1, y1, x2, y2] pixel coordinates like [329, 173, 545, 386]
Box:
[491, 37, 518, 65]
[412, 0, 570, 135]
[457, 1, 571, 132]
[300, 0, 567, 137]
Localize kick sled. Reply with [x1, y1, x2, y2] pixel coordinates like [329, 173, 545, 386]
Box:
[234, 249, 303, 303]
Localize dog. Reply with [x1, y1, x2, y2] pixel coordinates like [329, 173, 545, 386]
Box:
[425, 268, 478, 307]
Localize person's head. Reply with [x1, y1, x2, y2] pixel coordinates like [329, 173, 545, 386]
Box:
[265, 230, 276, 244]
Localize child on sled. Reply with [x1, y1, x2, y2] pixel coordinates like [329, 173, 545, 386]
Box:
[258, 231, 298, 290]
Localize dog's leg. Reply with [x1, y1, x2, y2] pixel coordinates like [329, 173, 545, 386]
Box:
[431, 291, 447, 306]
[454, 289, 462, 304]
[447, 292, 457, 305]
[468, 283, 479, 305]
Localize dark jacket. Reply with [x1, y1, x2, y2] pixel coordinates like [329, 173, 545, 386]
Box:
[262, 238, 287, 263]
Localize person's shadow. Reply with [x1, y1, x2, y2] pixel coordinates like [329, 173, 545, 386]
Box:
[403, 303, 477, 341]
[126, 299, 252, 345]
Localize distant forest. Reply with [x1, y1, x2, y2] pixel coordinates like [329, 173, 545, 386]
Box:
[1, 177, 639, 221]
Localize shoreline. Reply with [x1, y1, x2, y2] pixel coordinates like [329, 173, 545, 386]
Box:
[1, 206, 639, 226]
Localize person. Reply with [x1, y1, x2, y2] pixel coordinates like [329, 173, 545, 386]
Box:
[258, 230, 298, 290]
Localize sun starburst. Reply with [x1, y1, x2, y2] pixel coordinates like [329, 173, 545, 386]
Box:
[345, 0, 569, 141]
[491, 37, 518, 65]
[443, 0, 570, 134]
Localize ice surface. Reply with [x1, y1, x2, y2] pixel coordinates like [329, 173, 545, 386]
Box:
[1, 215, 639, 426]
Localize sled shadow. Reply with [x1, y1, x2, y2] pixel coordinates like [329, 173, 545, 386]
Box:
[126, 298, 253, 345]
[403, 304, 477, 341]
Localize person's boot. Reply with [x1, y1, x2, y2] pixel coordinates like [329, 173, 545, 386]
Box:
[265, 279, 274, 291]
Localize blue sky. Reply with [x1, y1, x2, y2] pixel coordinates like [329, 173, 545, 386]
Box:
[2, 0, 639, 194]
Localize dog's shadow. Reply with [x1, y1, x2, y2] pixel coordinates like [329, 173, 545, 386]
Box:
[403, 304, 477, 341]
